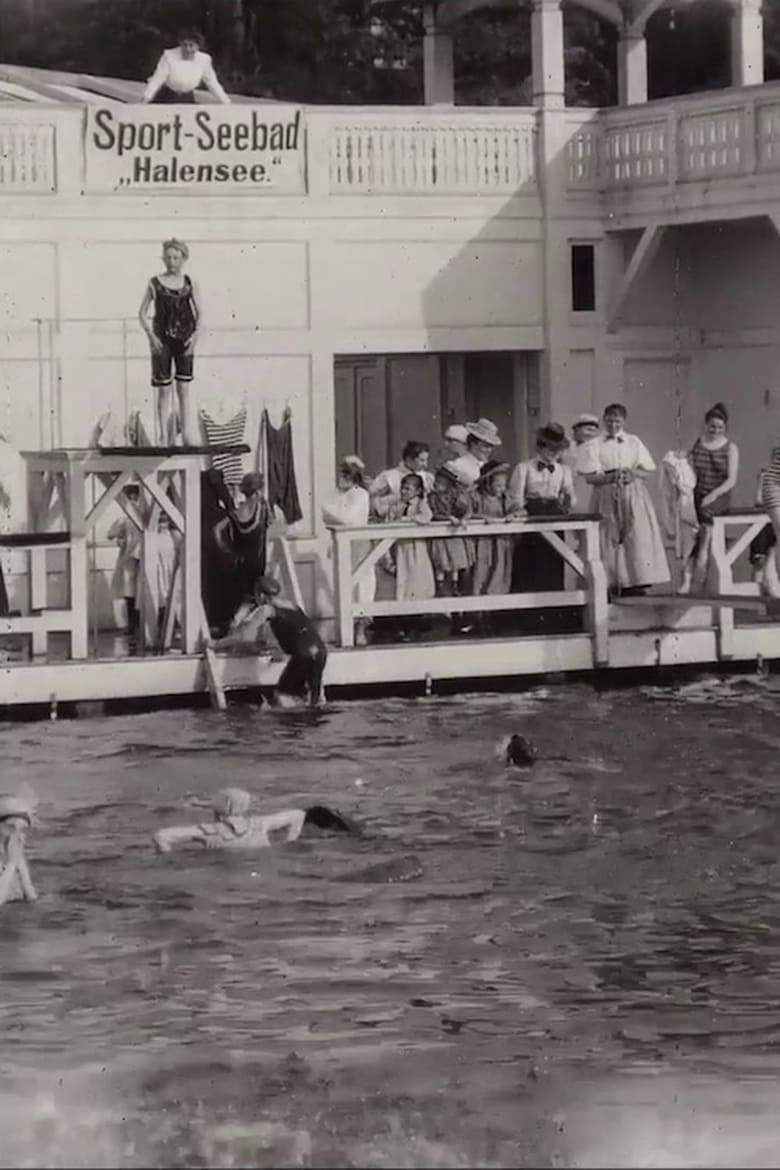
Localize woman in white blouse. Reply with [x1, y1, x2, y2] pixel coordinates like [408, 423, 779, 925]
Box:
[507, 423, 577, 631]
[321, 456, 374, 646]
[144, 30, 231, 104]
[581, 403, 670, 596]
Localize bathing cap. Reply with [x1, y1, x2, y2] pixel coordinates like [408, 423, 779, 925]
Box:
[254, 575, 281, 598]
[0, 795, 33, 823]
[212, 787, 251, 820]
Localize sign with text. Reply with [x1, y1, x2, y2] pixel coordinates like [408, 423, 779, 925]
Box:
[83, 106, 305, 194]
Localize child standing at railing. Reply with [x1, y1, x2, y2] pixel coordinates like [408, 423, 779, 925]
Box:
[428, 465, 475, 635]
[373, 472, 435, 641]
[472, 462, 525, 636]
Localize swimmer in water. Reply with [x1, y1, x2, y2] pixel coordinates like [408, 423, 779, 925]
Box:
[503, 734, 539, 768]
[153, 786, 358, 853]
[0, 795, 38, 906]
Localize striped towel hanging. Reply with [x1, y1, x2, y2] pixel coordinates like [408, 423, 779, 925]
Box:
[200, 406, 247, 486]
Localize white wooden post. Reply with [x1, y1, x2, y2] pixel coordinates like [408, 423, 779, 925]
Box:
[29, 547, 47, 612]
[423, 4, 455, 106]
[583, 519, 609, 666]
[332, 528, 355, 648]
[67, 461, 89, 660]
[711, 516, 735, 658]
[531, 0, 565, 108]
[181, 462, 202, 655]
[731, 0, 764, 88]
[617, 31, 648, 106]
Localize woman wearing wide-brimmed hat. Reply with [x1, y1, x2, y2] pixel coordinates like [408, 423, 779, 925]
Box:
[507, 423, 577, 630]
[446, 417, 502, 487]
[580, 403, 670, 596]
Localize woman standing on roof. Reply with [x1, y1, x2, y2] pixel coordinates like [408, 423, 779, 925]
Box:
[143, 30, 231, 105]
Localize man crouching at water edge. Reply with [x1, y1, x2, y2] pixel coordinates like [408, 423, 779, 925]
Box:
[212, 575, 328, 709]
[153, 787, 357, 853]
[0, 796, 37, 906]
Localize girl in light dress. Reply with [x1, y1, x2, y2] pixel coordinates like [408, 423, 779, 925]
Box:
[373, 472, 435, 641]
[321, 456, 374, 647]
[581, 403, 670, 596]
[472, 460, 524, 593]
[472, 460, 525, 637]
[427, 465, 474, 597]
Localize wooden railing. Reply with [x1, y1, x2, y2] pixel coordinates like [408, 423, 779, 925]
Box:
[709, 508, 772, 659]
[327, 515, 609, 663]
[598, 82, 780, 192]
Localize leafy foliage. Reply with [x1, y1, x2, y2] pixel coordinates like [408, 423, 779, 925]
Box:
[0, 0, 775, 106]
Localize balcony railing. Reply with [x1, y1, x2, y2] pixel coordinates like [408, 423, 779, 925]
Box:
[327, 514, 609, 662]
[2, 85, 780, 204]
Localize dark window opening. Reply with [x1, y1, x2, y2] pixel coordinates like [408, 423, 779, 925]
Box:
[571, 243, 596, 312]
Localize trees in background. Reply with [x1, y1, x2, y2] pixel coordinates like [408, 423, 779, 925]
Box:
[0, 0, 777, 105]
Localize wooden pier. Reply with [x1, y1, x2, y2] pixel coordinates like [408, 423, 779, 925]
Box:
[1, 507, 778, 719]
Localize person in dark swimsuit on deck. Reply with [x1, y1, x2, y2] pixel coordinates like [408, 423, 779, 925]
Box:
[138, 239, 201, 446]
[214, 472, 270, 610]
[213, 575, 328, 708]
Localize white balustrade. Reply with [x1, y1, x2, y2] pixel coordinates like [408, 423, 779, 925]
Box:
[327, 515, 608, 664]
[0, 119, 56, 192]
[327, 112, 537, 194]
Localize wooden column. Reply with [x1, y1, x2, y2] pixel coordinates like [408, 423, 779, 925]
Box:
[531, 0, 565, 109]
[618, 30, 648, 106]
[423, 4, 455, 106]
[731, 0, 764, 87]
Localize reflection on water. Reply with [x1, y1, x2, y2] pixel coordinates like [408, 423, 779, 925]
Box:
[2, 676, 780, 1167]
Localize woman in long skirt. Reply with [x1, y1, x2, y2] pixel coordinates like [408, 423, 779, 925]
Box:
[321, 456, 374, 646]
[581, 403, 670, 596]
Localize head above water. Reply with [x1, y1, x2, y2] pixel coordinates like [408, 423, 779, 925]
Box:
[212, 787, 251, 822]
[304, 805, 361, 835]
[0, 795, 34, 826]
[505, 734, 538, 769]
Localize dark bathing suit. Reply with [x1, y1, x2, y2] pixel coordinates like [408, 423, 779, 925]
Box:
[269, 604, 328, 704]
[150, 275, 197, 387]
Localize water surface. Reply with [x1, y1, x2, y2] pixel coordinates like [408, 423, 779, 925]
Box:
[2, 677, 780, 1168]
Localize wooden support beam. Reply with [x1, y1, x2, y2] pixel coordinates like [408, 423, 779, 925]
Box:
[202, 645, 227, 711]
[606, 223, 665, 334]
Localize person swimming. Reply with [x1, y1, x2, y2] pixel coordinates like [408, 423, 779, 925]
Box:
[504, 734, 539, 768]
[153, 787, 358, 853]
[0, 795, 38, 906]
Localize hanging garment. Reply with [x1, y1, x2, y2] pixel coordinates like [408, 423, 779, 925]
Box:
[261, 407, 303, 525]
[201, 469, 240, 633]
[659, 451, 699, 562]
[0, 435, 25, 617]
[200, 406, 247, 487]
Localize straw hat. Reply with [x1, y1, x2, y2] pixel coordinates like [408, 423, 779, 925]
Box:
[444, 424, 469, 444]
[435, 463, 462, 486]
[476, 459, 511, 486]
[572, 413, 600, 430]
[466, 418, 501, 447]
